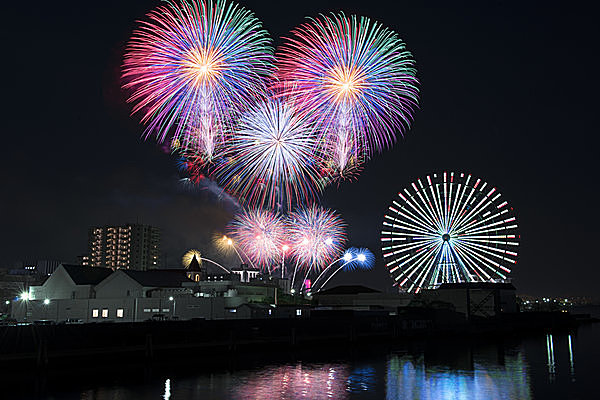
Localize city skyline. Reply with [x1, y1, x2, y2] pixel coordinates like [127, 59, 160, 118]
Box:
[2, 0, 598, 298]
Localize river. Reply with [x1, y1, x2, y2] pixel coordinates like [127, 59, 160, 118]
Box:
[7, 310, 598, 399]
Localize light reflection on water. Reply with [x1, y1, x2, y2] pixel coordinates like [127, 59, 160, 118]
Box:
[148, 347, 533, 400]
[386, 352, 531, 400]
[14, 322, 599, 400]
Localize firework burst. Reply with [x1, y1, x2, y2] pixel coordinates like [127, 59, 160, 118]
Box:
[122, 0, 274, 162]
[342, 247, 375, 271]
[277, 13, 419, 177]
[213, 99, 325, 210]
[228, 208, 287, 269]
[182, 249, 203, 267]
[288, 205, 346, 271]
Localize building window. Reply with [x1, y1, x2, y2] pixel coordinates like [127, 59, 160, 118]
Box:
[296, 309, 302, 316]
[92, 309, 99, 318]
[152, 308, 159, 313]
[195, 275, 200, 282]
[116, 309, 124, 318]
[143, 308, 151, 313]
[102, 309, 109, 318]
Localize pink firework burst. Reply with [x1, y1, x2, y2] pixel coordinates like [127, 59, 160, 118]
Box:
[277, 13, 419, 178]
[228, 208, 287, 270]
[122, 0, 274, 162]
[288, 205, 346, 271]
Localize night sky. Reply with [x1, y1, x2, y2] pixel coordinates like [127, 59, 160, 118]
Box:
[3, 0, 598, 298]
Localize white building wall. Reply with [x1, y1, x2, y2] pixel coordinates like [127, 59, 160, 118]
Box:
[29, 266, 93, 300]
[94, 271, 144, 299]
[11, 296, 226, 323]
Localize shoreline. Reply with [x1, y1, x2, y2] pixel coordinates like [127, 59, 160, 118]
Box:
[1, 309, 595, 369]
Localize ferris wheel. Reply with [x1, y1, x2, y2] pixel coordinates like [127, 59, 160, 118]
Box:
[381, 171, 519, 293]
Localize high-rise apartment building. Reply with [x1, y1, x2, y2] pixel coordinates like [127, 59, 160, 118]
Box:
[88, 224, 160, 270]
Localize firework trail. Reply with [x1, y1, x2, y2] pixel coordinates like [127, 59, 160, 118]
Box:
[123, 0, 274, 163]
[277, 12, 419, 178]
[213, 98, 325, 210]
[311, 247, 374, 291]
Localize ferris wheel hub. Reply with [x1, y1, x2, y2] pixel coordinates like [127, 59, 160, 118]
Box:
[442, 233, 451, 242]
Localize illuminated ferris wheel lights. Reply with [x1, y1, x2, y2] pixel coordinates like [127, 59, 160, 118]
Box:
[381, 172, 519, 293]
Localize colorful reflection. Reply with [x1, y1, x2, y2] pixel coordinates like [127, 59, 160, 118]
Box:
[386, 352, 532, 400]
[230, 363, 351, 399]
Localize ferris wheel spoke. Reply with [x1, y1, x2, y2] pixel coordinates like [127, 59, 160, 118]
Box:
[415, 177, 445, 232]
[428, 181, 445, 232]
[386, 239, 439, 271]
[460, 217, 517, 236]
[383, 230, 439, 240]
[382, 172, 518, 293]
[446, 172, 458, 232]
[454, 239, 518, 264]
[383, 217, 436, 237]
[407, 185, 444, 232]
[389, 239, 439, 274]
[453, 241, 510, 279]
[413, 188, 443, 234]
[394, 245, 440, 290]
[454, 208, 509, 237]
[447, 182, 467, 232]
[449, 244, 488, 282]
[383, 238, 439, 259]
[395, 191, 441, 232]
[449, 245, 471, 283]
[453, 245, 492, 281]
[443, 172, 449, 231]
[388, 202, 439, 235]
[411, 243, 444, 291]
[453, 187, 501, 233]
[451, 194, 493, 233]
[405, 244, 441, 292]
[453, 208, 509, 235]
[435, 181, 447, 232]
[459, 236, 519, 251]
[459, 237, 519, 249]
[448, 185, 477, 233]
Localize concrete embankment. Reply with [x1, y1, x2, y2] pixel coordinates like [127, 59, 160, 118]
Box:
[0, 309, 583, 368]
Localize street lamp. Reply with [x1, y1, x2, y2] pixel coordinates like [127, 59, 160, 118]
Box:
[43, 299, 50, 305]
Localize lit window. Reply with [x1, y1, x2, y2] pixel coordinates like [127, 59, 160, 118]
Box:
[162, 308, 170, 312]
[116, 309, 124, 318]
[143, 308, 151, 313]
[152, 308, 159, 312]
[296, 309, 302, 316]
[102, 309, 109, 318]
[92, 309, 99, 318]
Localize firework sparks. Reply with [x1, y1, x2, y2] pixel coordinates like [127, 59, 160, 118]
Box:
[182, 249, 203, 267]
[342, 247, 375, 271]
[228, 208, 287, 270]
[287, 205, 346, 271]
[213, 99, 325, 210]
[277, 13, 419, 177]
[122, 0, 274, 162]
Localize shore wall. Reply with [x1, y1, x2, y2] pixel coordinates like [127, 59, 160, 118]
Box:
[0, 310, 579, 368]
